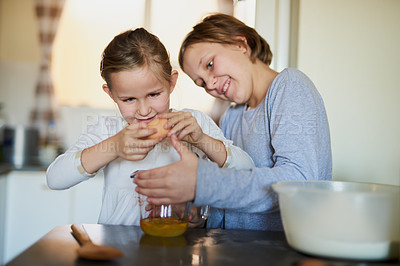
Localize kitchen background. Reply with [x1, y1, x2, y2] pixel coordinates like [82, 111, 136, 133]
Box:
[0, 0, 399, 264]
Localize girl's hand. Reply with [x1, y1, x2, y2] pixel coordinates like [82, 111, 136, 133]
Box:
[133, 134, 198, 205]
[158, 112, 204, 146]
[113, 122, 162, 161]
[159, 111, 227, 167]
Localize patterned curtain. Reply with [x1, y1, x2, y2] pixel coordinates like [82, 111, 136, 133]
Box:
[31, 0, 65, 145]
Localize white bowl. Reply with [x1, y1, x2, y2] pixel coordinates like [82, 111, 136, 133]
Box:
[272, 180, 400, 260]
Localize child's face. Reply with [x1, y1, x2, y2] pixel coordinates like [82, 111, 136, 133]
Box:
[103, 66, 177, 124]
[182, 41, 253, 105]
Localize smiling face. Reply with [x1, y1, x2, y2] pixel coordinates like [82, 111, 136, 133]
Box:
[103, 66, 177, 124]
[182, 42, 254, 105]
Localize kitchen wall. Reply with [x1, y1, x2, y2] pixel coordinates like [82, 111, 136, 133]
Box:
[0, 0, 40, 126]
[1, 0, 399, 186]
[296, 0, 400, 186]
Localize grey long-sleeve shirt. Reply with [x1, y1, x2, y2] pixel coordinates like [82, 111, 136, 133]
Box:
[194, 68, 332, 230]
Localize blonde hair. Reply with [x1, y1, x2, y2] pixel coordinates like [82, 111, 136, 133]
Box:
[101, 28, 172, 89]
[179, 13, 272, 70]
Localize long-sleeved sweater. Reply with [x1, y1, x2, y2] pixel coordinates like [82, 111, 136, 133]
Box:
[194, 68, 332, 230]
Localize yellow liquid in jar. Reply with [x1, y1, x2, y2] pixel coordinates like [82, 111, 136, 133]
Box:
[140, 217, 188, 237]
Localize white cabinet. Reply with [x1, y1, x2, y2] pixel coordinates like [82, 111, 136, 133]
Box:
[0, 170, 103, 265]
[0, 173, 7, 265]
[3, 171, 70, 265]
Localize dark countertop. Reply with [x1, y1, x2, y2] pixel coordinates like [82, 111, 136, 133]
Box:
[0, 163, 13, 175]
[6, 224, 399, 266]
[0, 162, 48, 176]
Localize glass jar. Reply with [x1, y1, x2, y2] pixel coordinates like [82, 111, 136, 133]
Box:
[139, 194, 191, 237]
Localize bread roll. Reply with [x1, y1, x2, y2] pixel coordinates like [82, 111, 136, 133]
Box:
[147, 118, 169, 139]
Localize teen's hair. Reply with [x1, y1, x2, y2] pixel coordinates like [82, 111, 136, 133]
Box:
[179, 13, 272, 69]
[100, 28, 172, 88]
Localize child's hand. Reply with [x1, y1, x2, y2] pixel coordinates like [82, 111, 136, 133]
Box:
[158, 111, 204, 145]
[113, 122, 162, 161]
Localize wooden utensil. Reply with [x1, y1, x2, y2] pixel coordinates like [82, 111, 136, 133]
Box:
[71, 224, 123, 260]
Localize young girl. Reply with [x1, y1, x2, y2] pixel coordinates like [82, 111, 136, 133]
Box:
[134, 14, 332, 231]
[46, 28, 254, 226]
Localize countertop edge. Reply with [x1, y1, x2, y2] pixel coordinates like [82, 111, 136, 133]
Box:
[0, 163, 49, 175]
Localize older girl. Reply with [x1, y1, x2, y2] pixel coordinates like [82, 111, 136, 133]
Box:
[134, 14, 332, 231]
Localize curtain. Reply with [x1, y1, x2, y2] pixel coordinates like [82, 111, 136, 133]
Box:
[31, 0, 65, 145]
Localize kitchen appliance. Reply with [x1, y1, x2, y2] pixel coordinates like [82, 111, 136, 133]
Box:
[1, 125, 40, 168]
[272, 180, 400, 261]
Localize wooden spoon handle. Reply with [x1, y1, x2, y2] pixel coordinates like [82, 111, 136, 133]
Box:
[71, 224, 92, 246]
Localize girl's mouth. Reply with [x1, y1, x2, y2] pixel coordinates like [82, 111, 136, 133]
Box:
[221, 78, 231, 95]
[135, 115, 156, 124]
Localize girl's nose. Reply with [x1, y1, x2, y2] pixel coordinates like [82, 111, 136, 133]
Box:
[137, 102, 151, 117]
[205, 76, 217, 90]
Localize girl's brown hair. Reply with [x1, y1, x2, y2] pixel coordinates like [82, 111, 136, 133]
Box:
[179, 13, 272, 70]
[101, 28, 172, 88]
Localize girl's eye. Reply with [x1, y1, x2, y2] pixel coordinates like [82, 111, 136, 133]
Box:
[207, 60, 213, 69]
[149, 93, 160, 98]
[123, 98, 135, 102]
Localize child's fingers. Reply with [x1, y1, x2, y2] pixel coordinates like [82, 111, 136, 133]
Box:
[124, 145, 152, 154]
[124, 126, 160, 141]
[123, 138, 160, 151]
[126, 121, 148, 129]
[168, 116, 198, 136]
[163, 112, 192, 129]
[119, 139, 159, 161]
[166, 119, 189, 136]
[170, 134, 192, 158]
[175, 124, 199, 140]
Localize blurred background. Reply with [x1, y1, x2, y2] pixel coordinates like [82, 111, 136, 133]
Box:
[0, 0, 399, 264]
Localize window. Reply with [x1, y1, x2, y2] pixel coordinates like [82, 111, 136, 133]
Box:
[53, 0, 228, 113]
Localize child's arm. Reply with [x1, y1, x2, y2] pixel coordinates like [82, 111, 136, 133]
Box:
[47, 117, 161, 189]
[81, 122, 160, 174]
[191, 110, 255, 170]
[158, 111, 227, 167]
